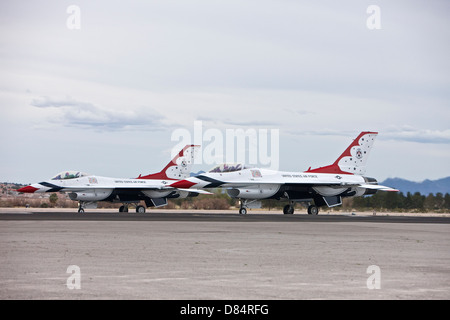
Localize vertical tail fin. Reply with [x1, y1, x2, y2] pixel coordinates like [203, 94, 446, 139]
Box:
[306, 132, 378, 175]
[138, 145, 200, 180]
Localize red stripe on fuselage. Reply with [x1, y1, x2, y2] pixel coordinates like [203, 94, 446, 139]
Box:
[169, 180, 197, 189]
[17, 186, 39, 193]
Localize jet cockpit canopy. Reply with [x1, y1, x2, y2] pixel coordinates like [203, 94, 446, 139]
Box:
[208, 163, 253, 173]
[51, 171, 89, 180]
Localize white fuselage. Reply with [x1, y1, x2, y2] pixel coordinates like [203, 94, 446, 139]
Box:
[173, 167, 371, 202]
[207, 168, 366, 186]
[29, 175, 176, 201]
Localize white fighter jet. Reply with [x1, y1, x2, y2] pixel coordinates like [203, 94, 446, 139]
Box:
[18, 145, 209, 213]
[170, 132, 398, 214]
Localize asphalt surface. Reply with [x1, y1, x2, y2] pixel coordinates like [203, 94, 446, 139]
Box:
[1, 210, 450, 223]
[1, 210, 449, 300]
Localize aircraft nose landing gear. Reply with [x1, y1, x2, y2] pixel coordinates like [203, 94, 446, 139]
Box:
[77, 201, 97, 213]
[238, 199, 260, 214]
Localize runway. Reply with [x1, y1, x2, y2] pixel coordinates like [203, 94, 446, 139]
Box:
[1, 210, 450, 224]
[1, 210, 449, 300]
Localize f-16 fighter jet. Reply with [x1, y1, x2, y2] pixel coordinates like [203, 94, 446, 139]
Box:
[170, 132, 398, 214]
[18, 145, 208, 213]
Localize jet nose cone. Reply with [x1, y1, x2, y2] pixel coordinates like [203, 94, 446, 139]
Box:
[17, 185, 39, 193]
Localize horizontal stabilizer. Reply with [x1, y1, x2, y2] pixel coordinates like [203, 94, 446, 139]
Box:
[359, 184, 399, 192]
[178, 188, 214, 195]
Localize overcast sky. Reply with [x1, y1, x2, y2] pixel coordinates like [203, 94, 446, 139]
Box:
[1, 0, 449, 184]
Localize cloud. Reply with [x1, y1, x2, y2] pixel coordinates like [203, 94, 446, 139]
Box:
[219, 118, 280, 127]
[284, 127, 450, 145]
[289, 127, 450, 144]
[31, 96, 165, 131]
[382, 127, 450, 144]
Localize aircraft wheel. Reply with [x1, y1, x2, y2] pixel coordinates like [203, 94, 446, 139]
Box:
[308, 205, 319, 215]
[283, 205, 294, 215]
[78, 208, 84, 213]
[136, 205, 146, 214]
[119, 205, 129, 213]
[239, 208, 247, 215]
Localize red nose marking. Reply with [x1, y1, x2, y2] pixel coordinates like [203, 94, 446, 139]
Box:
[17, 186, 39, 193]
[169, 180, 196, 189]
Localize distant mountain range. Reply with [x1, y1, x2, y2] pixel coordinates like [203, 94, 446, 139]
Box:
[191, 172, 450, 195]
[380, 177, 450, 195]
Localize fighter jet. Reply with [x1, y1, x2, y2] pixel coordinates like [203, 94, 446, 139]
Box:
[18, 145, 208, 213]
[170, 132, 398, 214]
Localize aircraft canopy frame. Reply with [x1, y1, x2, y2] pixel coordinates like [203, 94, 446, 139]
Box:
[208, 163, 254, 173]
[51, 171, 89, 180]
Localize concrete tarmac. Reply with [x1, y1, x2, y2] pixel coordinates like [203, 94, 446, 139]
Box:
[1, 210, 449, 299]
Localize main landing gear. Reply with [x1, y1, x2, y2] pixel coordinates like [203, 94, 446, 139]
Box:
[307, 205, 319, 215]
[283, 203, 319, 215]
[283, 203, 295, 214]
[119, 204, 146, 213]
